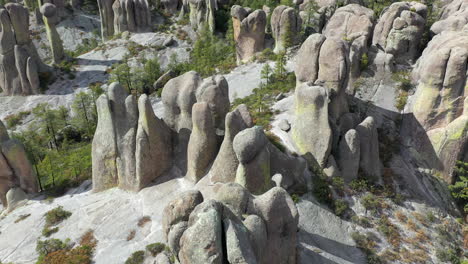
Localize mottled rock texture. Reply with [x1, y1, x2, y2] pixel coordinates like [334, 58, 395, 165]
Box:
[0, 120, 38, 210]
[271, 5, 302, 53]
[40, 3, 64, 64]
[188, 0, 217, 32]
[231, 6, 267, 63]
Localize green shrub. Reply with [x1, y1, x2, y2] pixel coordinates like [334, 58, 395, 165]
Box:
[331, 177, 345, 193]
[65, 38, 99, 58]
[377, 216, 401, 248]
[361, 193, 381, 214]
[42, 227, 59, 237]
[334, 199, 348, 216]
[146, 243, 167, 257]
[351, 215, 372, 227]
[125, 251, 145, 264]
[449, 161, 468, 214]
[4, 111, 31, 129]
[436, 248, 461, 264]
[44, 206, 72, 227]
[349, 178, 369, 193]
[36, 239, 69, 257]
[360, 53, 369, 72]
[312, 175, 333, 207]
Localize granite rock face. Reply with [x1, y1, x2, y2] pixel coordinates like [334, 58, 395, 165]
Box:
[98, 0, 151, 39]
[292, 83, 332, 167]
[356, 117, 382, 182]
[0, 120, 38, 210]
[188, 0, 217, 32]
[0, 4, 44, 96]
[431, 0, 468, 34]
[92, 83, 172, 192]
[231, 6, 267, 63]
[40, 3, 64, 64]
[370, 1, 427, 69]
[271, 5, 302, 53]
[163, 184, 298, 264]
[337, 129, 360, 183]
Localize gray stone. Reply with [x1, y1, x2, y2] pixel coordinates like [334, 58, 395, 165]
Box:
[295, 33, 326, 86]
[162, 71, 202, 132]
[247, 187, 298, 264]
[162, 190, 204, 239]
[337, 129, 360, 183]
[271, 5, 302, 53]
[41, 3, 64, 64]
[323, 155, 341, 178]
[168, 221, 188, 257]
[210, 105, 253, 183]
[98, 0, 115, 39]
[186, 102, 217, 183]
[155, 252, 173, 264]
[243, 214, 267, 263]
[178, 200, 224, 264]
[231, 6, 267, 63]
[356, 117, 381, 182]
[431, 0, 468, 34]
[233, 127, 272, 195]
[214, 182, 250, 218]
[188, 0, 217, 32]
[5, 187, 27, 212]
[291, 84, 332, 167]
[278, 119, 290, 131]
[113, 0, 151, 34]
[153, 70, 177, 93]
[224, 218, 258, 264]
[135, 94, 172, 190]
[196, 75, 230, 130]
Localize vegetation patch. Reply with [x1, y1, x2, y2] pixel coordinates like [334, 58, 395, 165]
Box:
[14, 213, 31, 223]
[125, 250, 145, 264]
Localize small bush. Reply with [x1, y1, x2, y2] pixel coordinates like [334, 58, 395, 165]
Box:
[146, 243, 167, 257]
[349, 178, 369, 193]
[351, 215, 372, 228]
[395, 211, 407, 222]
[125, 250, 145, 264]
[44, 206, 72, 227]
[334, 199, 348, 217]
[377, 216, 401, 248]
[137, 216, 151, 227]
[331, 177, 345, 193]
[42, 226, 59, 237]
[426, 211, 436, 222]
[127, 230, 136, 241]
[36, 239, 69, 257]
[361, 193, 379, 211]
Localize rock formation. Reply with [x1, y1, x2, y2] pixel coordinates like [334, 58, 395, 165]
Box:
[161, 0, 183, 14]
[370, 1, 427, 69]
[0, 4, 45, 96]
[98, 0, 151, 39]
[92, 83, 172, 192]
[233, 126, 272, 195]
[188, 0, 217, 32]
[337, 129, 360, 183]
[431, 0, 468, 35]
[295, 34, 349, 120]
[322, 4, 374, 93]
[356, 116, 382, 182]
[292, 83, 332, 166]
[410, 29, 467, 183]
[40, 3, 64, 64]
[112, 0, 151, 34]
[231, 5, 267, 63]
[0, 120, 38, 211]
[210, 104, 253, 183]
[411, 30, 468, 130]
[186, 102, 218, 182]
[162, 184, 298, 264]
[271, 5, 302, 53]
[196, 75, 230, 130]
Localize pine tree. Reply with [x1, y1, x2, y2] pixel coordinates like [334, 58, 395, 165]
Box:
[261, 64, 272, 86]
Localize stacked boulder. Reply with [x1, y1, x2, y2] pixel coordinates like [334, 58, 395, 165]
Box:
[231, 5, 267, 63]
[98, 0, 151, 39]
[162, 184, 298, 264]
[40, 3, 65, 64]
[322, 4, 374, 93]
[0, 120, 38, 212]
[0, 3, 45, 96]
[410, 30, 468, 183]
[293, 35, 382, 183]
[92, 83, 173, 192]
[369, 1, 427, 72]
[431, 0, 468, 35]
[271, 5, 302, 53]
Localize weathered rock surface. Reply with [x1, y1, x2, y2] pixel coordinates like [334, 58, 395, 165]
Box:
[411, 30, 468, 130]
[271, 5, 302, 53]
[337, 129, 360, 183]
[163, 184, 298, 264]
[188, 0, 217, 32]
[431, 0, 468, 34]
[292, 83, 332, 166]
[371, 2, 427, 66]
[40, 3, 64, 64]
[231, 6, 267, 63]
[98, 0, 115, 38]
[0, 120, 37, 210]
[210, 104, 253, 183]
[323, 4, 374, 93]
[179, 200, 224, 264]
[93, 83, 172, 192]
[162, 71, 202, 132]
[234, 126, 272, 195]
[186, 102, 218, 182]
[0, 4, 44, 96]
[112, 0, 151, 34]
[356, 117, 382, 182]
[196, 75, 230, 130]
